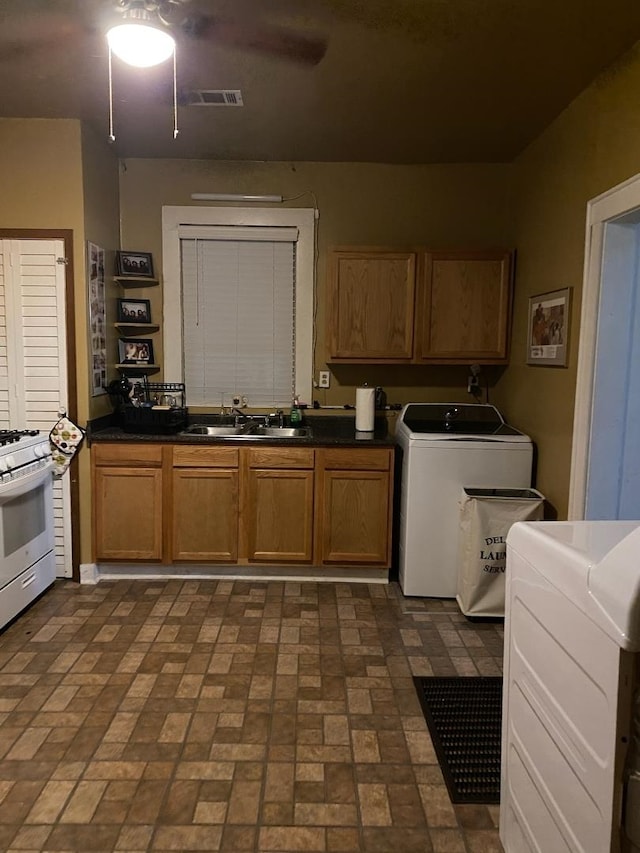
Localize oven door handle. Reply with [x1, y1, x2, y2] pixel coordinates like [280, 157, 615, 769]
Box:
[0, 461, 53, 502]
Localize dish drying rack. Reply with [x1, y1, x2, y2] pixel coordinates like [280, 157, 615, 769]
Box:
[119, 380, 188, 434]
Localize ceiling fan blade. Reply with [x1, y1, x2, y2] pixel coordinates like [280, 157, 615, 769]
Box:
[0, 8, 88, 52]
[182, 14, 328, 66]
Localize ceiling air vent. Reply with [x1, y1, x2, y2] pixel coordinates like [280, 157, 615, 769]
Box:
[187, 90, 244, 106]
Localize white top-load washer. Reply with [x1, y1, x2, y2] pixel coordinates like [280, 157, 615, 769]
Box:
[502, 521, 640, 853]
[395, 403, 533, 597]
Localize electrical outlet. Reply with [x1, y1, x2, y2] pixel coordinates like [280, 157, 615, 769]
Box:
[318, 370, 331, 389]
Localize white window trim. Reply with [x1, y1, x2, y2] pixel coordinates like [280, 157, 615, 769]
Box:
[162, 205, 315, 407]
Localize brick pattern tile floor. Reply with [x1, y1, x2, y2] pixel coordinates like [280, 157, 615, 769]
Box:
[0, 579, 504, 852]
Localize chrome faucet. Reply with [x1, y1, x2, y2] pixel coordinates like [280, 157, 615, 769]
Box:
[231, 408, 260, 434]
[232, 407, 252, 424]
[268, 410, 284, 427]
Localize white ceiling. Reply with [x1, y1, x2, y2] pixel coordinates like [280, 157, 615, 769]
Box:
[1, 0, 639, 163]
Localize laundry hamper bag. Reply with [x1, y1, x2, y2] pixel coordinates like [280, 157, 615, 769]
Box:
[457, 487, 544, 617]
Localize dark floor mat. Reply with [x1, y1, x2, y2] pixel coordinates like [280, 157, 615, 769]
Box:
[413, 676, 502, 804]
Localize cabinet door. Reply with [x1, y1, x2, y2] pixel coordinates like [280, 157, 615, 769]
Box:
[417, 250, 513, 362]
[94, 467, 163, 560]
[320, 470, 391, 565]
[246, 469, 314, 562]
[327, 249, 416, 360]
[172, 469, 239, 561]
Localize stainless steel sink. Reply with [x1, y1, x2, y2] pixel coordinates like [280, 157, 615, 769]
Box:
[252, 426, 311, 438]
[181, 425, 245, 436]
[180, 423, 312, 439]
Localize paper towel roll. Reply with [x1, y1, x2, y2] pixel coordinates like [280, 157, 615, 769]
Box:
[355, 386, 375, 431]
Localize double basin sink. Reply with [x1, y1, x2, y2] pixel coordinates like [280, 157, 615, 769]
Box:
[180, 423, 312, 440]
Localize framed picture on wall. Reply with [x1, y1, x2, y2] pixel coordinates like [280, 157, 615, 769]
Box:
[117, 298, 151, 324]
[527, 288, 571, 367]
[118, 338, 155, 364]
[87, 241, 106, 396]
[115, 251, 154, 278]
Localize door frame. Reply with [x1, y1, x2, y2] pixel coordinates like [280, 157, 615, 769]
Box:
[569, 172, 640, 519]
[0, 228, 81, 580]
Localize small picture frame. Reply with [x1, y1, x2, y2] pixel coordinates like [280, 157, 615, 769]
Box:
[118, 337, 155, 365]
[117, 298, 151, 324]
[527, 287, 571, 367]
[115, 250, 154, 278]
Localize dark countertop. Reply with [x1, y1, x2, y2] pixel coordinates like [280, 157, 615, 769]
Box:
[88, 413, 396, 448]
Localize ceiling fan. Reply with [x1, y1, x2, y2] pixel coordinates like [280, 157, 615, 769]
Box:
[0, 0, 327, 70]
[100, 0, 328, 141]
[107, 0, 328, 67]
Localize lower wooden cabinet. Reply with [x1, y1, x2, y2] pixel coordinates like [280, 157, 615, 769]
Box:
[93, 444, 164, 561]
[319, 470, 391, 564]
[92, 442, 394, 569]
[317, 448, 394, 566]
[172, 454, 239, 561]
[243, 447, 314, 563]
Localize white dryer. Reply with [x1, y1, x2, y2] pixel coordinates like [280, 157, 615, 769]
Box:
[502, 521, 640, 853]
[395, 403, 533, 597]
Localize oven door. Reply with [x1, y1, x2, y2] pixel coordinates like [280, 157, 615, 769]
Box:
[0, 463, 54, 589]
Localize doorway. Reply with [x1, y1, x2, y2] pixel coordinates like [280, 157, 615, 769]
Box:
[0, 229, 79, 577]
[570, 173, 640, 519]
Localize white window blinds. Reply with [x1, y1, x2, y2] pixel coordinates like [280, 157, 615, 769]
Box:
[180, 226, 298, 408]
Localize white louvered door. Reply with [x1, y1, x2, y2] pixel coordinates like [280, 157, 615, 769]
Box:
[0, 239, 72, 578]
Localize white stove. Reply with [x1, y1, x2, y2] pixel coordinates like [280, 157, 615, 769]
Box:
[0, 428, 41, 445]
[0, 429, 55, 630]
[0, 429, 52, 474]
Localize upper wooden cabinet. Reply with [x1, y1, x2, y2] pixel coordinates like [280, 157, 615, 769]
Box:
[327, 246, 514, 365]
[327, 248, 416, 360]
[416, 250, 514, 363]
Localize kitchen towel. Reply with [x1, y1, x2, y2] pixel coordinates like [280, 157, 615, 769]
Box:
[355, 385, 375, 431]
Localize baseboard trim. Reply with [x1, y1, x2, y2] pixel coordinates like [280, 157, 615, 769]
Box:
[79, 563, 99, 584]
[87, 563, 389, 584]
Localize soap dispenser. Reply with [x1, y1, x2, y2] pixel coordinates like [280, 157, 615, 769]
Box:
[290, 395, 302, 426]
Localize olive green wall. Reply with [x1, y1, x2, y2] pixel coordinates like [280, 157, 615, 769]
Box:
[492, 43, 640, 518]
[4, 38, 640, 572]
[81, 122, 121, 421]
[0, 120, 86, 361]
[118, 159, 513, 405]
[80, 124, 121, 566]
[0, 118, 120, 568]
[119, 39, 640, 522]
[0, 118, 119, 424]
[0, 118, 83, 229]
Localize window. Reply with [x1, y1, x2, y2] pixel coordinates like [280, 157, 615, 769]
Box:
[163, 206, 315, 409]
[181, 227, 296, 407]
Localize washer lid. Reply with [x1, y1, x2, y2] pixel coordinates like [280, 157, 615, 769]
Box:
[508, 520, 640, 650]
[398, 403, 528, 439]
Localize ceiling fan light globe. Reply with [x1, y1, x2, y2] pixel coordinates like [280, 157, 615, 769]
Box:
[107, 24, 175, 68]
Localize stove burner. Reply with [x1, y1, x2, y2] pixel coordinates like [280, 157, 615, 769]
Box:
[0, 429, 40, 446]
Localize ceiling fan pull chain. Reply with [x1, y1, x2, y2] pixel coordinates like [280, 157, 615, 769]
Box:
[108, 46, 116, 143]
[173, 47, 179, 139]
